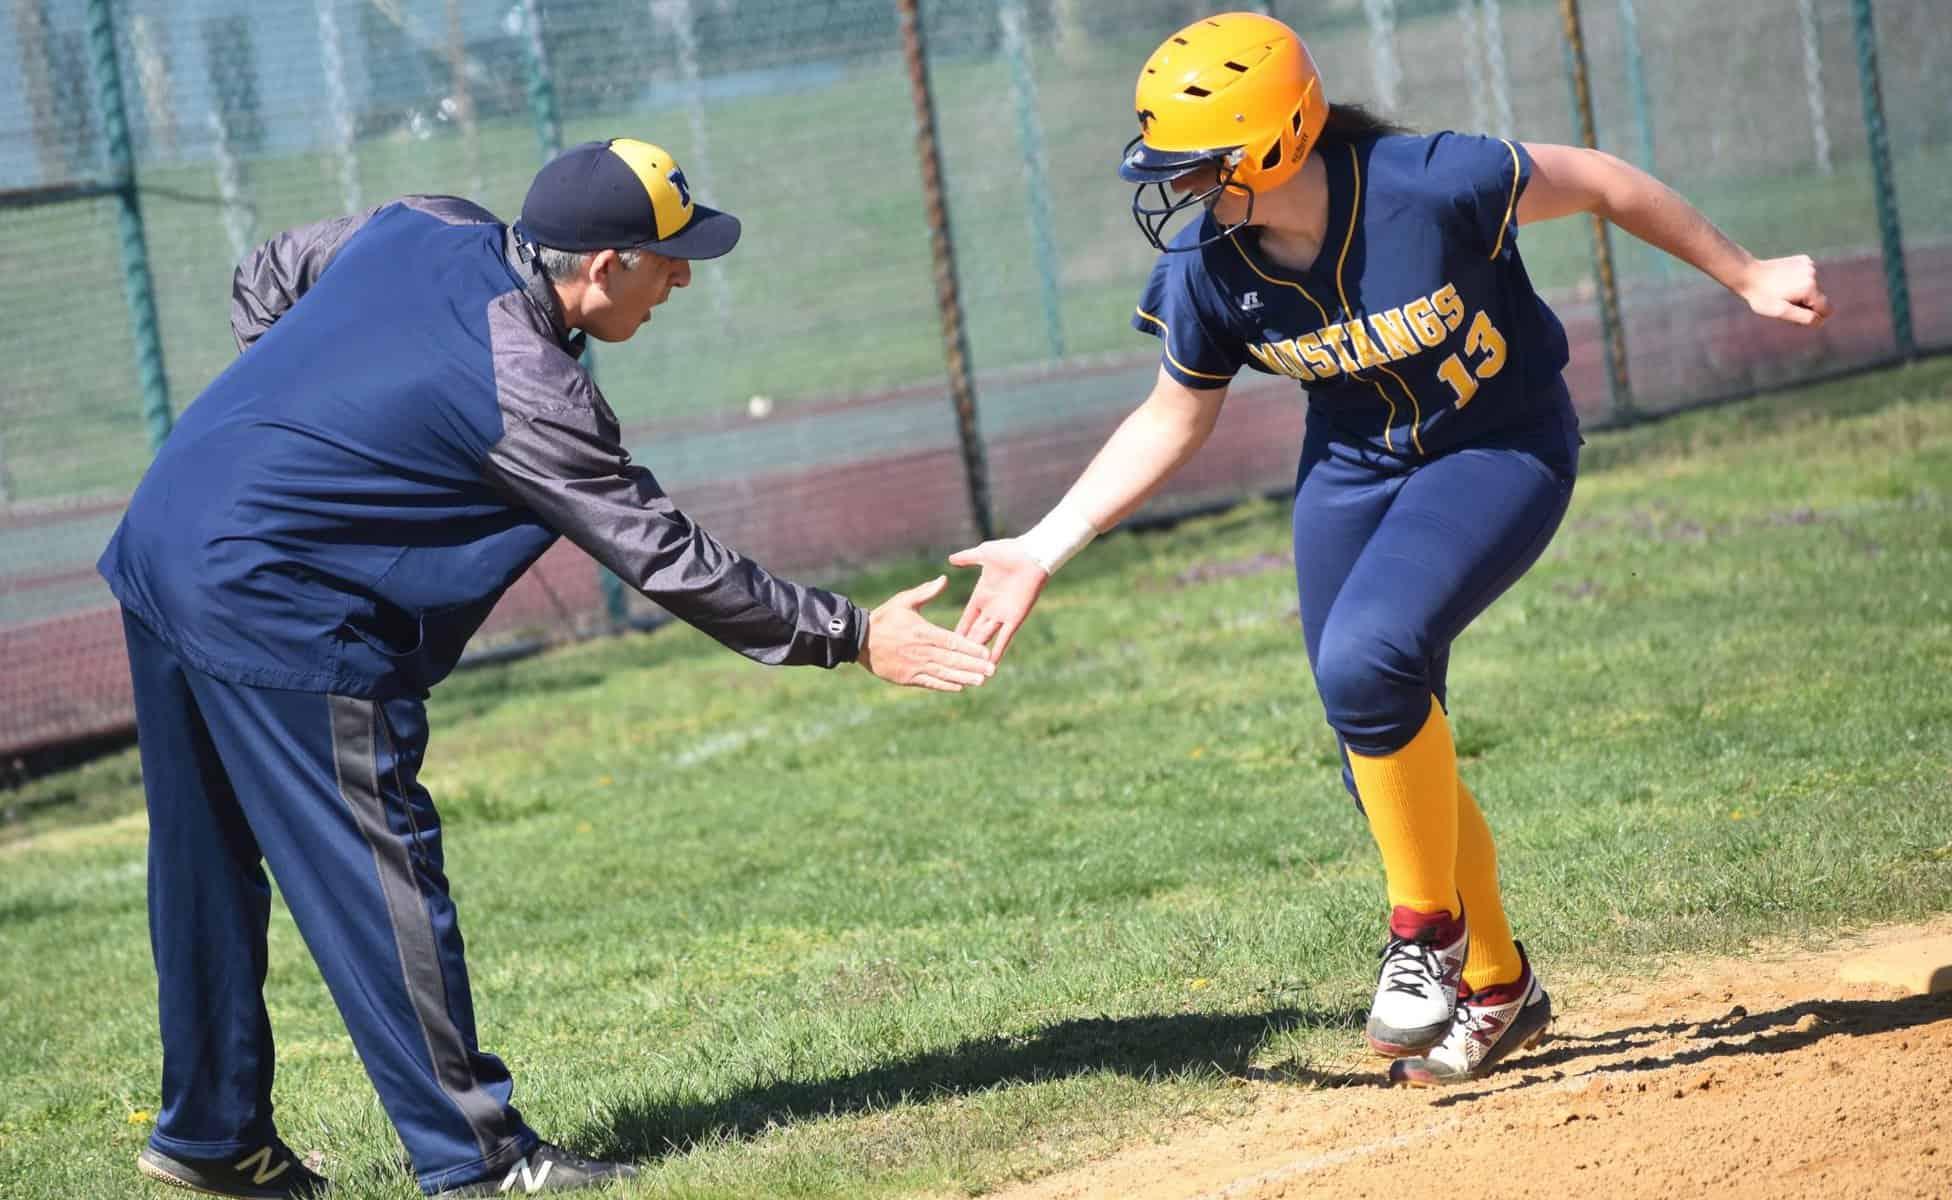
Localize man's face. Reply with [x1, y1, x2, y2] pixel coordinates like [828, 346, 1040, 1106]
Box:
[579, 249, 691, 343]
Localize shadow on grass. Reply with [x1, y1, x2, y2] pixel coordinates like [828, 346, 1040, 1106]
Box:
[585, 1003, 1368, 1159]
[0, 891, 77, 927]
[1427, 990, 1952, 1107]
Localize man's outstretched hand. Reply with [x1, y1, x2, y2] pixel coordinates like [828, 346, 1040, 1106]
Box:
[947, 538, 1049, 664]
[857, 575, 997, 692]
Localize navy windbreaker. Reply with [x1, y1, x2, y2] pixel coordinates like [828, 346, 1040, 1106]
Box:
[100, 196, 865, 698]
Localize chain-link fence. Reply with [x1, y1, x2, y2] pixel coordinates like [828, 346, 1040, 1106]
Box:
[2, 0, 1946, 762]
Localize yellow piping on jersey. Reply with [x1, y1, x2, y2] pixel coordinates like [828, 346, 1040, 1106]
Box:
[1134, 307, 1235, 382]
[1490, 139, 1521, 260]
[1339, 145, 1424, 457]
[1225, 231, 1398, 446]
[1225, 238, 1334, 327]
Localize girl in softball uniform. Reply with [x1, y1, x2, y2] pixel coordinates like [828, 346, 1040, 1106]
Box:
[951, 10, 1829, 1082]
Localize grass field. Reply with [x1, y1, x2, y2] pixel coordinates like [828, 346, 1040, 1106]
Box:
[1, 358, 1948, 1197]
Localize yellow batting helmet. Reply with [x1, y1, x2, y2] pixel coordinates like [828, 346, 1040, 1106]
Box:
[1119, 12, 1329, 251]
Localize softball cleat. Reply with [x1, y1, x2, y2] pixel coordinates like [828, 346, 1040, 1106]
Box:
[1389, 944, 1552, 1086]
[1365, 906, 1469, 1057]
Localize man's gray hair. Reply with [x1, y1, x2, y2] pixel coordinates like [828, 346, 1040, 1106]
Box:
[533, 245, 643, 282]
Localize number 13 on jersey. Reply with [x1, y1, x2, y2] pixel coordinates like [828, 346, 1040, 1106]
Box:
[1435, 310, 1507, 408]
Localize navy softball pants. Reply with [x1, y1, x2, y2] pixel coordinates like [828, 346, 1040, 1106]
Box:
[123, 610, 535, 1194]
[1292, 396, 1581, 789]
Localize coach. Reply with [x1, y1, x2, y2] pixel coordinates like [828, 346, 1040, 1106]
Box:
[100, 137, 994, 1198]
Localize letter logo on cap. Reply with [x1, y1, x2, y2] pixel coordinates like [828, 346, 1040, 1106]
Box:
[608, 138, 694, 240]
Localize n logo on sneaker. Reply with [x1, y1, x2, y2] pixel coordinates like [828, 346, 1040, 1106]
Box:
[234, 1147, 290, 1185]
[500, 1159, 553, 1194]
[1470, 1013, 1507, 1048]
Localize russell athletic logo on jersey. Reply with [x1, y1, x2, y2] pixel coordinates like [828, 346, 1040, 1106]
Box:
[1243, 280, 1512, 410]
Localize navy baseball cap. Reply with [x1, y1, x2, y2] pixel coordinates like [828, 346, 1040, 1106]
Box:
[518, 138, 740, 260]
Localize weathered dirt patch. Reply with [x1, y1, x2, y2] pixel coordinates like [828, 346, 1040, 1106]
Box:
[990, 920, 1952, 1200]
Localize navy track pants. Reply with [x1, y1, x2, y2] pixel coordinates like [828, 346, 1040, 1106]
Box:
[1292, 398, 1581, 789]
[123, 610, 535, 1194]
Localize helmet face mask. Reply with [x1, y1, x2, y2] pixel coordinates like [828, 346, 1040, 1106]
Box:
[1118, 12, 1328, 254]
[1122, 136, 1254, 252]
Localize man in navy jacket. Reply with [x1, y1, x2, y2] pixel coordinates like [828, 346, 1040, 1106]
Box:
[102, 138, 994, 1198]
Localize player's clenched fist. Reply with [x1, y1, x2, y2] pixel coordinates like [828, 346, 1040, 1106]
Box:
[857, 575, 998, 692]
[1737, 254, 1832, 328]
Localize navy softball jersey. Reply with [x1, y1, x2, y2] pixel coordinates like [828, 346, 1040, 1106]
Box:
[1136, 131, 1583, 767]
[1136, 131, 1571, 459]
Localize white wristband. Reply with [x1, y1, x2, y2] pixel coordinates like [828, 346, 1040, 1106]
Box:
[1017, 502, 1099, 575]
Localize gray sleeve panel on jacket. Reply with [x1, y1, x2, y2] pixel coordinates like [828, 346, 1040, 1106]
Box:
[394, 194, 501, 225]
[228, 196, 503, 352]
[230, 206, 383, 351]
[477, 296, 868, 668]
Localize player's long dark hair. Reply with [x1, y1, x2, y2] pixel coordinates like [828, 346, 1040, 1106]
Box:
[1318, 103, 1412, 145]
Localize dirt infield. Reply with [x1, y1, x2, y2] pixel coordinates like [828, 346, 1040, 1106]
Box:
[992, 921, 1952, 1200]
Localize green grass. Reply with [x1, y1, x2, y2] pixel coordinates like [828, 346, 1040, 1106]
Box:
[1, 359, 1949, 1197]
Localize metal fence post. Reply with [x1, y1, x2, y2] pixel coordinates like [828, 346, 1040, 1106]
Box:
[1000, 0, 1065, 360]
[1797, 0, 1834, 176]
[1558, 0, 1634, 420]
[1364, 0, 1403, 115]
[896, 0, 994, 541]
[1617, 0, 1668, 280]
[317, 0, 363, 212]
[1847, 0, 1914, 360]
[651, 0, 735, 330]
[1483, 0, 1515, 137]
[518, 0, 563, 160]
[85, 0, 172, 451]
[1618, 0, 1655, 172]
[519, 0, 627, 627]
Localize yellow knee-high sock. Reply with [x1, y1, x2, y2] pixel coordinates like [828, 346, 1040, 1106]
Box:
[1346, 695, 1460, 919]
[1455, 779, 1523, 991]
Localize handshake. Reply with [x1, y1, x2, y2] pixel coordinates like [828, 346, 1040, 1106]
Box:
[854, 536, 1053, 692]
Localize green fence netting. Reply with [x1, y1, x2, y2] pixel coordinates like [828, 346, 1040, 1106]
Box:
[2, 0, 1945, 760]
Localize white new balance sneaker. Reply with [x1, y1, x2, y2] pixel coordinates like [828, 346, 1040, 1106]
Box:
[1390, 942, 1552, 1085]
[1365, 906, 1469, 1057]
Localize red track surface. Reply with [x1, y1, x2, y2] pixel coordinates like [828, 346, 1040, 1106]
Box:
[3, 248, 1942, 758]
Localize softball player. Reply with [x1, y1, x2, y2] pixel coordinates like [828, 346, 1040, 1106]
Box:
[952, 12, 1828, 1083]
[103, 139, 994, 1197]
